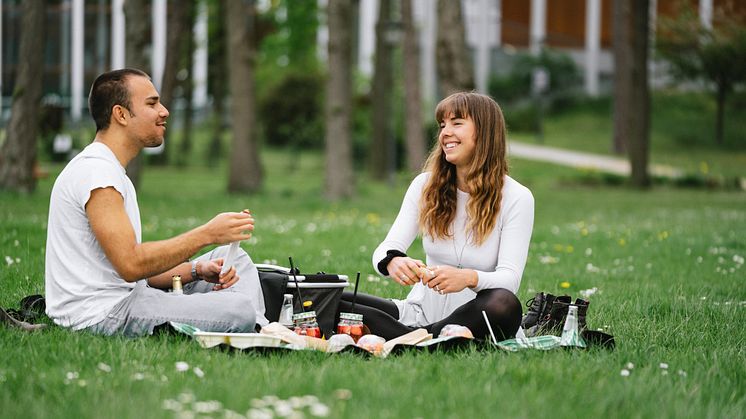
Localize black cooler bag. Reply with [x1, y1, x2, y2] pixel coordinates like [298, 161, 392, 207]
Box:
[257, 264, 349, 337]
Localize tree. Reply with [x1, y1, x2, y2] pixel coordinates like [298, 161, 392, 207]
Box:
[436, 0, 474, 95]
[324, 0, 355, 199]
[657, 4, 746, 145]
[123, 0, 151, 188]
[613, 0, 651, 187]
[0, 0, 45, 193]
[153, 0, 194, 166]
[225, 0, 263, 193]
[207, 0, 228, 165]
[369, 0, 395, 181]
[402, 0, 426, 174]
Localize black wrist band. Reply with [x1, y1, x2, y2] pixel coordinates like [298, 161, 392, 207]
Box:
[377, 249, 407, 276]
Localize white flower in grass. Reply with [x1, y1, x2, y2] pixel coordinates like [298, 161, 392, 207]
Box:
[678, 370, 687, 377]
[273, 401, 294, 416]
[178, 392, 196, 404]
[661, 370, 669, 376]
[77, 380, 87, 387]
[310, 402, 330, 417]
[175, 361, 190, 372]
[193, 367, 204, 378]
[334, 389, 352, 400]
[65, 371, 79, 380]
[538, 255, 559, 265]
[5, 256, 13, 266]
[14, 257, 20, 264]
[132, 373, 145, 381]
[224, 409, 245, 419]
[620, 369, 630, 377]
[97, 362, 112, 373]
[247, 408, 274, 419]
[193, 401, 222, 414]
[585, 263, 600, 273]
[700, 296, 707, 300]
[734, 255, 744, 265]
[625, 362, 634, 369]
[579, 287, 599, 299]
[696, 256, 703, 263]
[13, 240, 19, 247]
[162, 399, 182, 411]
[585, 248, 593, 257]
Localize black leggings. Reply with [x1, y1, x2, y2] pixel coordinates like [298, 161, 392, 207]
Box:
[337, 288, 522, 341]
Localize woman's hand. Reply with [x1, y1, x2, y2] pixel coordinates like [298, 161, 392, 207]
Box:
[197, 259, 240, 290]
[421, 265, 478, 294]
[387, 256, 426, 286]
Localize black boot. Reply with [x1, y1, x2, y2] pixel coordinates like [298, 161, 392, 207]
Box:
[542, 295, 572, 335]
[574, 298, 589, 331]
[521, 292, 545, 329]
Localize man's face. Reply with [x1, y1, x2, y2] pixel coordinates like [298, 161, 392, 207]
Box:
[124, 76, 169, 147]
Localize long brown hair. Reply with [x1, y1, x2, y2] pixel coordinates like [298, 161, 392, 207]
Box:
[418, 92, 508, 245]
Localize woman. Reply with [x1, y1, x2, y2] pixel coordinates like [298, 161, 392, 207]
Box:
[339, 92, 534, 341]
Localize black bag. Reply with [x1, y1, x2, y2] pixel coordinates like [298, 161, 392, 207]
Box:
[257, 264, 349, 337]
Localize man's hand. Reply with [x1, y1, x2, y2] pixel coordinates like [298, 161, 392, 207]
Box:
[200, 210, 254, 245]
[387, 256, 426, 286]
[197, 259, 240, 290]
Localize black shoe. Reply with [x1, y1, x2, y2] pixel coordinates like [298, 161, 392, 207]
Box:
[573, 298, 589, 331]
[521, 292, 545, 329]
[543, 295, 572, 334]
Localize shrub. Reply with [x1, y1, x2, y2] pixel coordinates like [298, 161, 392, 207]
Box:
[259, 71, 324, 149]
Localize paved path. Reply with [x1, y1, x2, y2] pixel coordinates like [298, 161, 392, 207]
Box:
[508, 141, 684, 178]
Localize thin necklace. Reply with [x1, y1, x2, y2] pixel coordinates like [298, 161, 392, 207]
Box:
[452, 225, 471, 269]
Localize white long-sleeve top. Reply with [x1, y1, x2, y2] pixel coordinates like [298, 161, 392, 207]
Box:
[372, 172, 534, 327]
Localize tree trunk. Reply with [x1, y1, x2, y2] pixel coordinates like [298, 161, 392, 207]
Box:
[178, 7, 196, 166]
[402, 0, 426, 174]
[436, 0, 474, 96]
[225, 0, 263, 193]
[613, 0, 650, 187]
[207, 0, 228, 165]
[369, 0, 394, 181]
[715, 82, 726, 146]
[153, 0, 193, 166]
[123, 0, 151, 187]
[324, 0, 355, 199]
[0, 0, 45, 193]
[611, 1, 628, 155]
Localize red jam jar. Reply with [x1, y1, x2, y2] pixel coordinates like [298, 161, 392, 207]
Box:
[337, 312, 364, 342]
[292, 311, 321, 338]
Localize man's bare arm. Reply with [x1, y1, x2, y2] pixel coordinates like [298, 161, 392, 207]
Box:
[86, 187, 254, 282]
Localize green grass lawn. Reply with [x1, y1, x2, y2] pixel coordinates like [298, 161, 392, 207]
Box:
[1, 149, 744, 418]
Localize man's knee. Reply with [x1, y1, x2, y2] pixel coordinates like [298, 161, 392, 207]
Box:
[221, 293, 256, 332]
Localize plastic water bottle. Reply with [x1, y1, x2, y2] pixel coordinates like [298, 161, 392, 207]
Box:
[560, 305, 586, 348]
[279, 294, 294, 327]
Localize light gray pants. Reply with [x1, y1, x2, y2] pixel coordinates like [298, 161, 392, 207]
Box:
[87, 245, 268, 337]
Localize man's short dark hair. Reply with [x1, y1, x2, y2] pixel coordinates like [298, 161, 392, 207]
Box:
[88, 68, 150, 132]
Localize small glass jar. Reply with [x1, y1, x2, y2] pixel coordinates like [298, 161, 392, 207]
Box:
[336, 312, 364, 342]
[292, 311, 321, 338]
[171, 275, 183, 295]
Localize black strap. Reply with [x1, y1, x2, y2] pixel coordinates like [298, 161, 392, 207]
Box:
[376, 249, 407, 276]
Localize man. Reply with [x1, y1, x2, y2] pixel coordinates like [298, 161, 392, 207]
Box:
[45, 68, 267, 337]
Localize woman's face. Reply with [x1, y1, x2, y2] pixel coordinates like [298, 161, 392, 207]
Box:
[439, 113, 477, 168]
